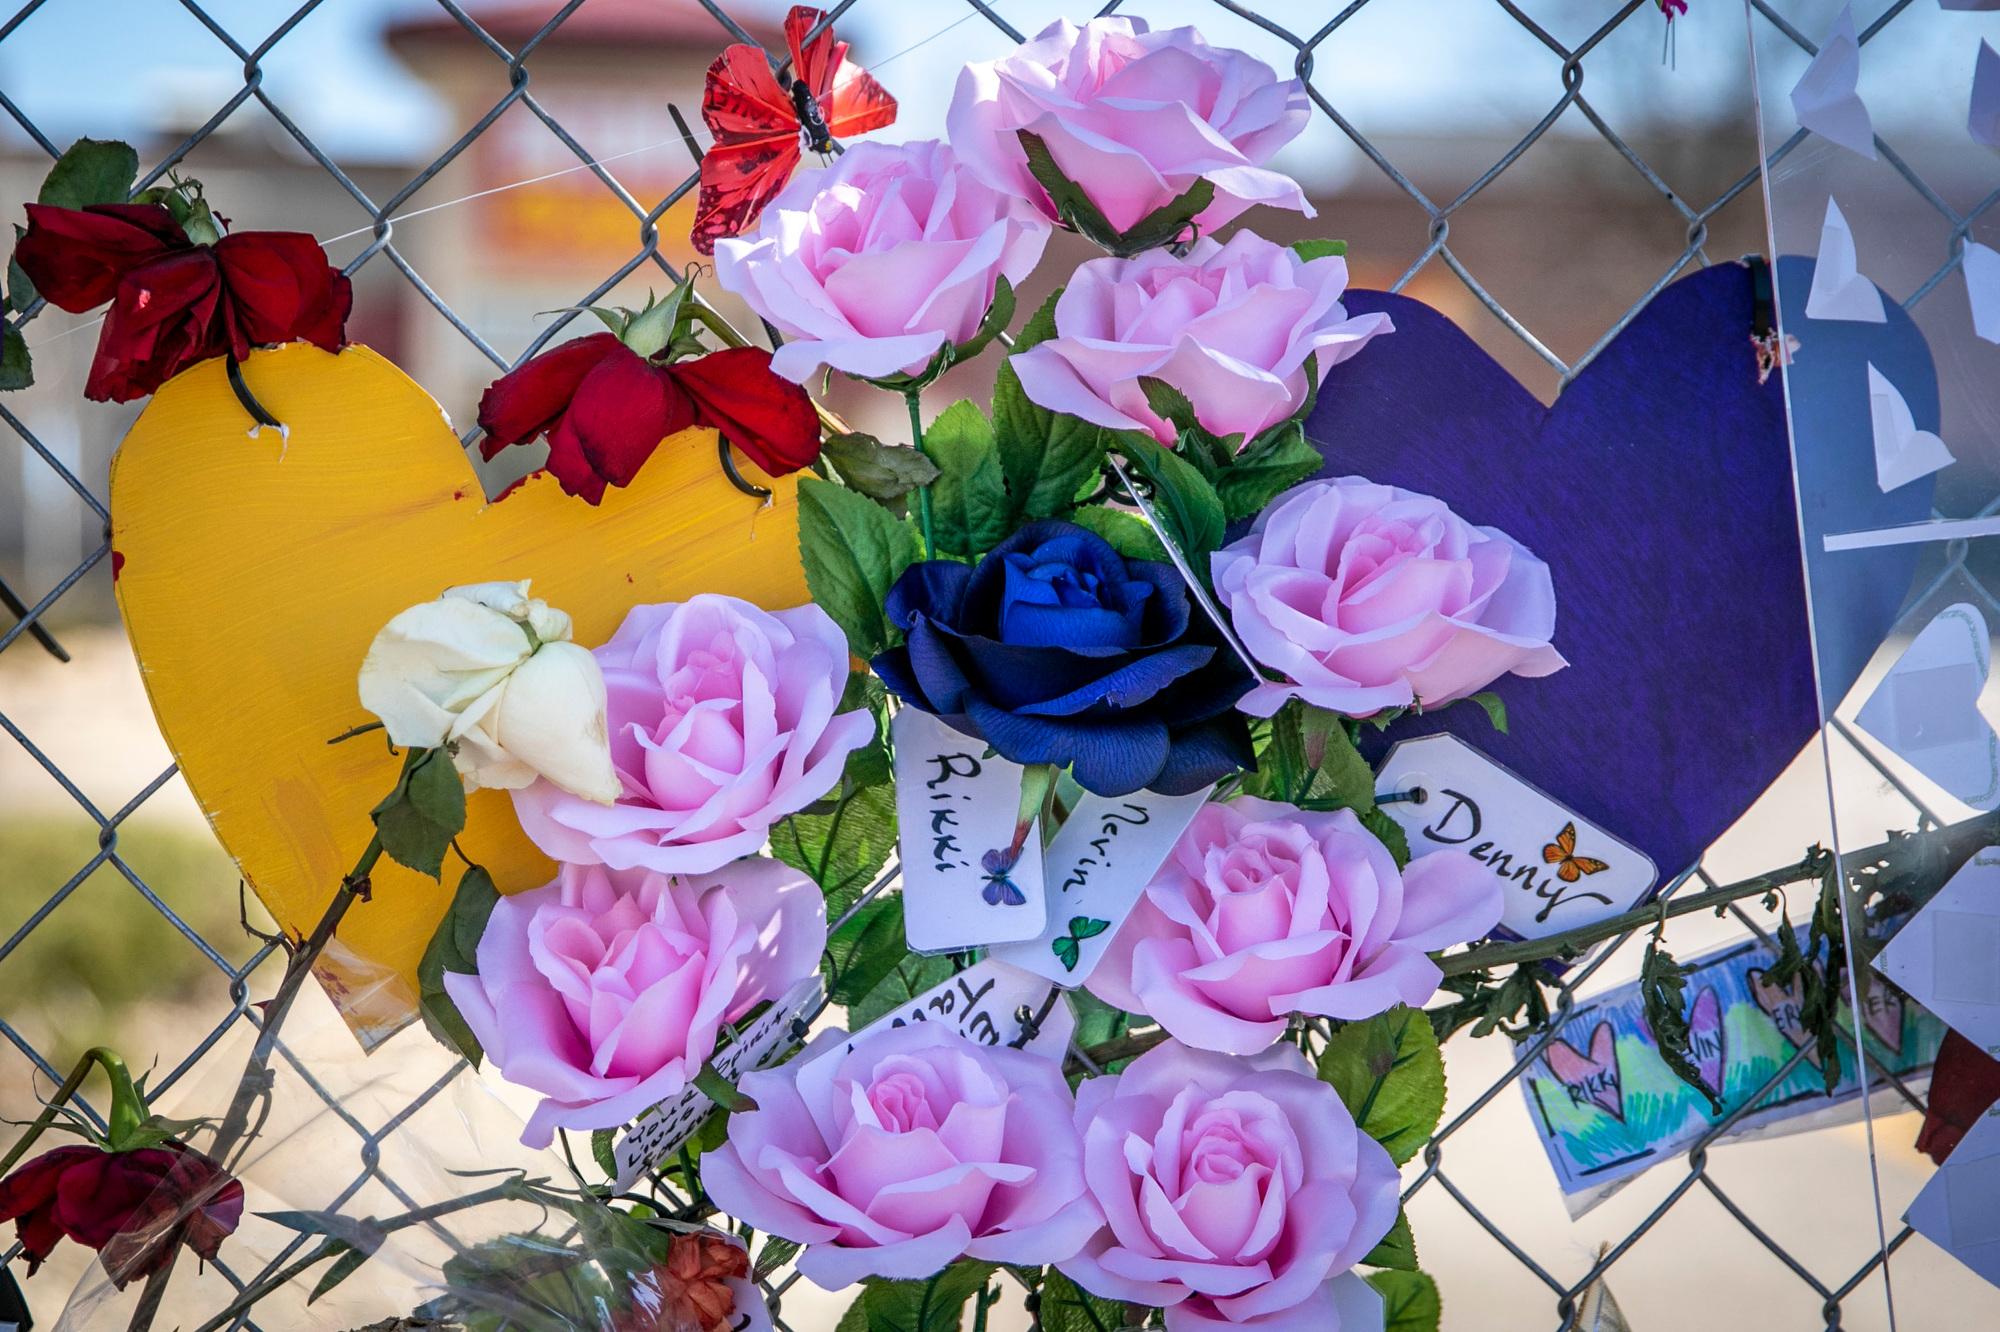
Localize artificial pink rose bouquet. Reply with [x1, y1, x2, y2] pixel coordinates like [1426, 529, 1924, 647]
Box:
[703, 1022, 1103, 1288]
[511, 594, 876, 874]
[1062, 1039, 1399, 1332]
[1010, 232, 1391, 445]
[1214, 477, 1567, 717]
[444, 857, 824, 1146]
[948, 16, 1312, 235]
[1091, 797, 1503, 1053]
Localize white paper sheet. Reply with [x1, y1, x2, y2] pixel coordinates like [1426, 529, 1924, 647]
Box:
[1868, 363, 1954, 493]
[1791, 5, 1876, 159]
[1968, 242, 2000, 344]
[1805, 197, 1886, 323]
[1856, 603, 2000, 809]
[1874, 847, 2000, 1051]
[1974, 39, 2000, 148]
[1906, 1101, 2000, 1290]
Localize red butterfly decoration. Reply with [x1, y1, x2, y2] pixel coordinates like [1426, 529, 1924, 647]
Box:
[692, 5, 898, 255]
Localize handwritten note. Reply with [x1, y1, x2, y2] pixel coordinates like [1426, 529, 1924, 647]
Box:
[794, 959, 1075, 1115]
[611, 975, 822, 1190]
[1373, 735, 1656, 939]
[993, 786, 1212, 986]
[891, 708, 1048, 952]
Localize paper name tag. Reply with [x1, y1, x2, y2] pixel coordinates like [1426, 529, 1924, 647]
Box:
[612, 975, 822, 1189]
[892, 708, 1048, 952]
[794, 958, 1075, 1119]
[993, 786, 1212, 986]
[1374, 735, 1656, 939]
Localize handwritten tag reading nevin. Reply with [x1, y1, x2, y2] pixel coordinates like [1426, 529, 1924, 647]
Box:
[1373, 735, 1656, 939]
[612, 975, 822, 1190]
[891, 708, 1048, 953]
[795, 958, 1076, 1114]
[994, 786, 1213, 986]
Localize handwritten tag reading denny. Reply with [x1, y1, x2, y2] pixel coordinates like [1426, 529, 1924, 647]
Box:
[611, 975, 822, 1189]
[994, 786, 1212, 986]
[795, 958, 1075, 1118]
[1374, 735, 1656, 939]
[891, 708, 1048, 952]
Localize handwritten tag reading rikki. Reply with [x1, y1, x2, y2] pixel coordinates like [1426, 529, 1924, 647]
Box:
[612, 975, 822, 1190]
[993, 786, 1213, 986]
[1373, 735, 1656, 939]
[891, 708, 1048, 953]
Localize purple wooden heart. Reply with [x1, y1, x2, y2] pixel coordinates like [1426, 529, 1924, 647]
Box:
[1307, 261, 1921, 876]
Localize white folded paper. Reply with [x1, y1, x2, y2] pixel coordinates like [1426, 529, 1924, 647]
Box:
[1856, 603, 1999, 809]
[1867, 363, 1954, 493]
[1791, 5, 1876, 158]
[1805, 197, 1886, 323]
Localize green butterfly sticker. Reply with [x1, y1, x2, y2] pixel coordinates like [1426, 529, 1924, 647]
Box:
[1052, 916, 1112, 972]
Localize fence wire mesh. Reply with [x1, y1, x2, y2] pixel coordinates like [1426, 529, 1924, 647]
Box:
[0, 0, 1992, 1328]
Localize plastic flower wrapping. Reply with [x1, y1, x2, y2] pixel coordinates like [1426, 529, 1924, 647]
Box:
[11, 4, 1998, 1330]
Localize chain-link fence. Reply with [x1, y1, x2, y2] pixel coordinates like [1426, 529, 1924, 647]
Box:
[2, 1, 1995, 1328]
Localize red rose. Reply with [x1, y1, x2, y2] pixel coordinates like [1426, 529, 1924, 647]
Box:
[478, 335, 819, 504]
[617, 1231, 751, 1332]
[1917, 1028, 2000, 1165]
[0, 1141, 244, 1286]
[13, 201, 352, 402]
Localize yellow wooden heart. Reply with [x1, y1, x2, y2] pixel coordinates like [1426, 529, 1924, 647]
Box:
[111, 343, 807, 1042]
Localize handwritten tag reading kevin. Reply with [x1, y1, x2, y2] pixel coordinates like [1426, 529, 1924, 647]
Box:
[891, 708, 1048, 952]
[994, 786, 1212, 986]
[1374, 735, 1656, 939]
[611, 975, 822, 1190]
[795, 958, 1075, 1121]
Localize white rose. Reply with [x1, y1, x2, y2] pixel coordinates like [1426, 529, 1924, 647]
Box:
[357, 581, 620, 803]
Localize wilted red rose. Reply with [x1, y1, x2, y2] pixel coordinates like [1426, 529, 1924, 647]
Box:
[0, 1141, 244, 1286]
[1918, 1028, 2000, 1165]
[13, 201, 352, 402]
[477, 335, 819, 504]
[613, 1231, 750, 1332]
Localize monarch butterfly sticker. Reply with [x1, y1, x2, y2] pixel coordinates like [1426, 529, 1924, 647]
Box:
[1051, 916, 1112, 972]
[1542, 822, 1611, 883]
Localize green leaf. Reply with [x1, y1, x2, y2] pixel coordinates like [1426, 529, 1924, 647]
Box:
[1292, 239, 1350, 261]
[754, 1235, 802, 1284]
[1368, 1269, 1442, 1332]
[618, 284, 690, 358]
[589, 1128, 618, 1177]
[371, 747, 466, 879]
[1465, 691, 1509, 734]
[853, 942, 956, 1029]
[850, 1260, 997, 1332]
[1640, 932, 1724, 1112]
[1117, 175, 1216, 254]
[1360, 807, 1412, 868]
[37, 138, 139, 210]
[1317, 1004, 1446, 1165]
[1138, 377, 1237, 479]
[992, 289, 1109, 524]
[1016, 131, 1121, 249]
[1217, 420, 1322, 522]
[416, 863, 498, 1064]
[1113, 432, 1226, 564]
[822, 895, 914, 1009]
[0, 325, 30, 392]
[773, 782, 897, 919]
[798, 475, 921, 659]
[1247, 702, 1375, 813]
[309, 1242, 373, 1304]
[952, 274, 1014, 363]
[1362, 1210, 1419, 1271]
[1037, 1269, 1129, 1332]
[692, 1062, 757, 1113]
[9, 236, 37, 315]
[822, 431, 942, 504]
[1070, 504, 1171, 563]
[924, 400, 1011, 558]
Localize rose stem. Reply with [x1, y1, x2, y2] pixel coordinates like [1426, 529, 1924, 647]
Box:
[0, 1047, 132, 1177]
[905, 388, 935, 553]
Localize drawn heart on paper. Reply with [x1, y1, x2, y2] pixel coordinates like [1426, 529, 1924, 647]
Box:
[111, 345, 808, 1041]
[1545, 1020, 1624, 1120]
[1857, 984, 1906, 1057]
[1747, 967, 1822, 1069]
[1689, 985, 1726, 1097]
[1315, 258, 1937, 877]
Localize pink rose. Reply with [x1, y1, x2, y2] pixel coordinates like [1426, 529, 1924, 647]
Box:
[1062, 1040, 1397, 1332]
[702, 1022, 1102, 1289]
[1010, 233, 1391, 444]
[443, 858, 824, 1147]
[1213, 477, 1567, 717]
[511, 595, 874, 874]
[713, 139, 1049, 383]
[1090, 797, 1501, 1054]
[947, 17, 1312, 234]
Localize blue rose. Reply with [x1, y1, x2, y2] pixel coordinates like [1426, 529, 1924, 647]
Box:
[871, 520, 1253, 796]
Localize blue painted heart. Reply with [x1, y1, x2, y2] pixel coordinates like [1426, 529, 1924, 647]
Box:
[1306, 258, 1936, 877]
